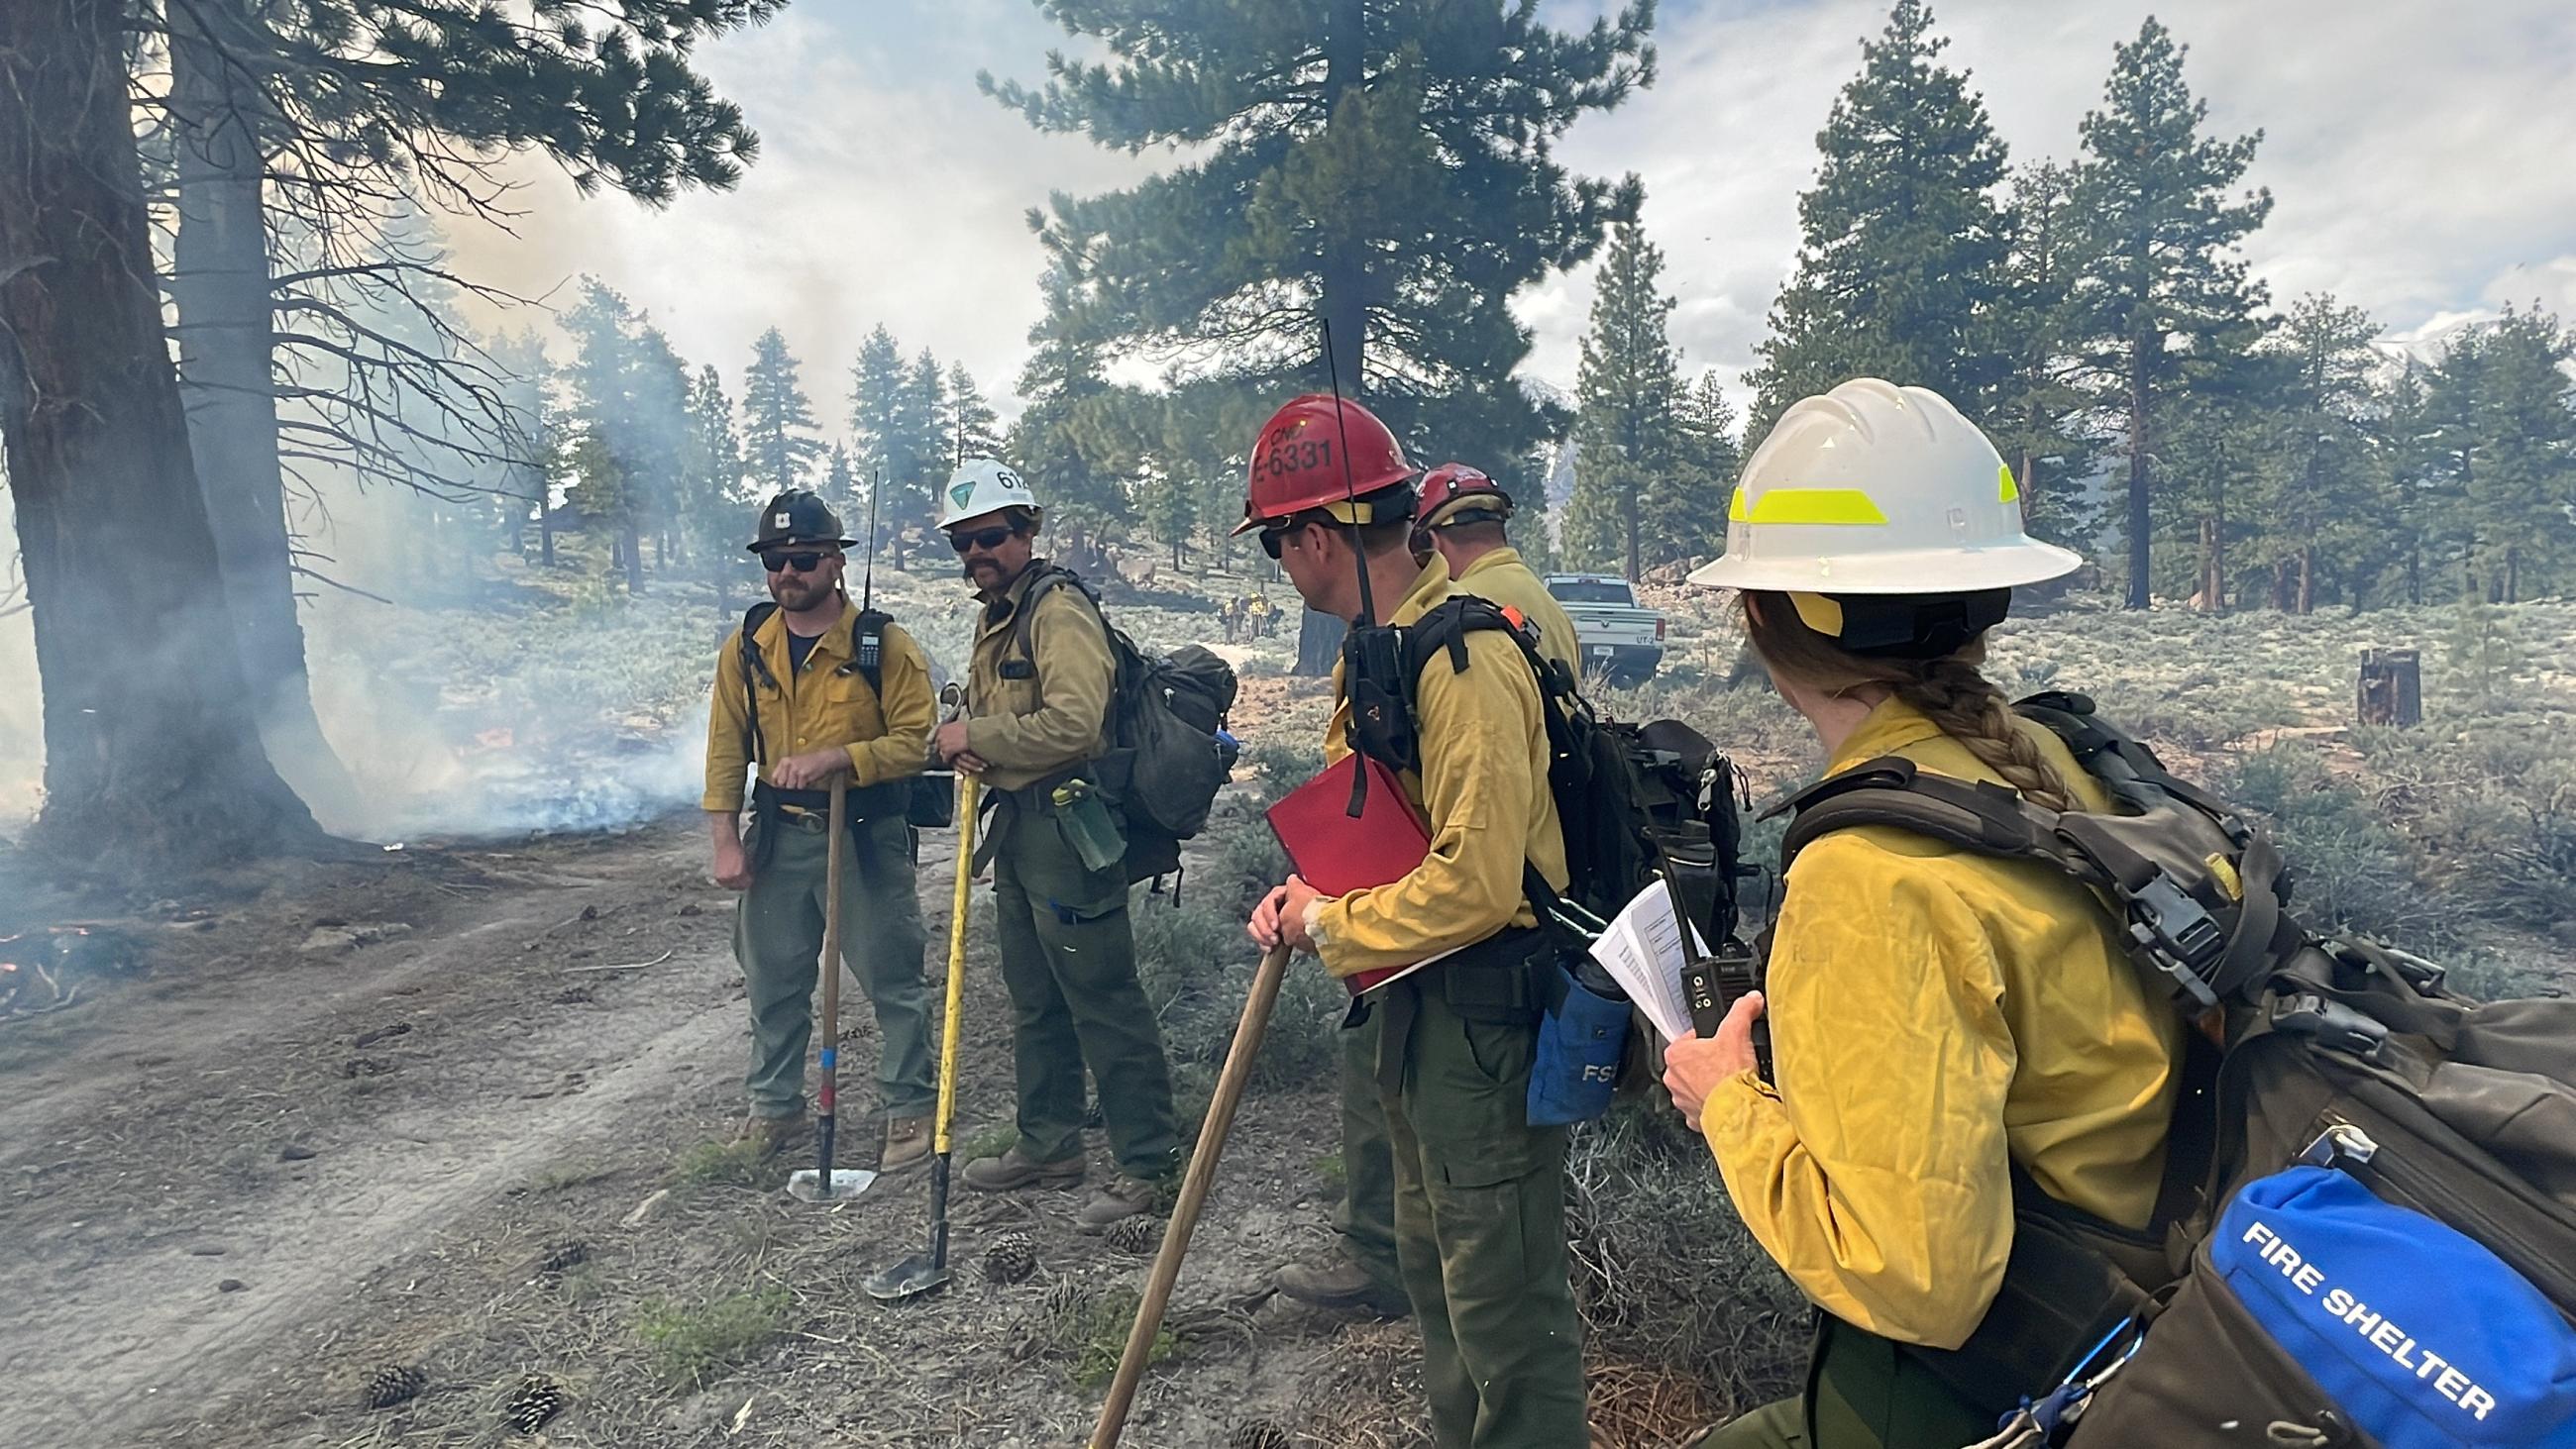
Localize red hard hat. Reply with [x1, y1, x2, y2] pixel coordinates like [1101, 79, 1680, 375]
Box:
[1235, 394, 1417, 536]
[1418, 463, 1514, 530]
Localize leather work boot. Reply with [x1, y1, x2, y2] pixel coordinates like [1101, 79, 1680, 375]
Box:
[733, 1113, 805, 1159]
[961, 1145, 1087, 1192]
[1074, 1173, 1165, 1234]
[1274, 1249, 1411, 1318]
[880, 1115, 933, 1176]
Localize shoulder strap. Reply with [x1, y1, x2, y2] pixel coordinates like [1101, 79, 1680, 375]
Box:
[1008, 565, 1097, 668]
[738, 602, 781, 766]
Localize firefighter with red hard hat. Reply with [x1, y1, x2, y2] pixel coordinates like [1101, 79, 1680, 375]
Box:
[1415, 465, 1581, 671]
[1244, 394, 1592, 1448]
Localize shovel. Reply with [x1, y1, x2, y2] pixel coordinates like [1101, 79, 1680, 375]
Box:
[864, 771, 980, 1301]
[788, 776, 878, 1203]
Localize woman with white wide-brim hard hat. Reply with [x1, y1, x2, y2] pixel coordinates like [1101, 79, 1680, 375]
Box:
[1667, 380, 2186, 1449]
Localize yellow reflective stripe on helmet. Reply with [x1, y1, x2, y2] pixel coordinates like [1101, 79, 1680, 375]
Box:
[1999, 463, 2019, 504]
[1745, 488, 1888, 526]
[1729, 485, 1750, 523]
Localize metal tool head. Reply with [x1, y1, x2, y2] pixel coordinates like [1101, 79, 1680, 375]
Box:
[861, 1249, 951, 1303]
[785, 1168, 880, 1203]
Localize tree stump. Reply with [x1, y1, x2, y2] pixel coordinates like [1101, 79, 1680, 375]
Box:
[2357, 649, 2421, 727]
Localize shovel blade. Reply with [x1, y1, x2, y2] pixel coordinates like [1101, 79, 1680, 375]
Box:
[862, 1250, 951, 1303]
[785, 1168, 880, 1202]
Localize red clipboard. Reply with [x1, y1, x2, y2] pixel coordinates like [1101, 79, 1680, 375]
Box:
[1266, 753, 1447, 996]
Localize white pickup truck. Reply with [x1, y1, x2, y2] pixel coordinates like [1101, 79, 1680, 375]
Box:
[1544, 573, 1665, 685]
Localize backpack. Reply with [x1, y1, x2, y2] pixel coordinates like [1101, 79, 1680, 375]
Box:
[737, 602, 953, 829]
[1011, 567, 1239, 881]
[1768, 690, 2576, 1446]
[1352, 597, 1749, 1124]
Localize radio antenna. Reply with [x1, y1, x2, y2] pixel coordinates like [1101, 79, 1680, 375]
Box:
[1320, 318, 1377, 628]
[862, 467, 880, 613]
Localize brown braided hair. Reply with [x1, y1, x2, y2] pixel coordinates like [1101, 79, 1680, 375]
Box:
[1742, 590, 2081, 813]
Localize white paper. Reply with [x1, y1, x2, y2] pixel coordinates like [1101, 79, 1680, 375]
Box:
[1584, 881, 1708, 1043]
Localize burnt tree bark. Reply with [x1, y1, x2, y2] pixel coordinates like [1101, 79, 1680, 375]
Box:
[0, 0, 322, 873]
[166, 0, 363, 825]
[1291, 0, 1366, 677]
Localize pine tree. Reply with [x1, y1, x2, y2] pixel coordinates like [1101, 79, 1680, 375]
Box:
[2380, 362, 2444, 606]
[1565, 219, 1686, 580]
[558, 279, 689, 592]
[2430, 308, 2576, 603]
[820, 444, 861, 521]
[741, 327, 823, 497]
[682, 362, 745, 602]
[984, 0, 1654, 517]
[2067, 17, 2274, 609]
[1010, 258, 1130, 554]
[1987, 160, 2098, 550]
[1652, 370, 1739, 569]
[901, 348, 953, 554]
[2247, 294, 2390, 611]
[949, 364, 1005, 464]
[1747, 0, 2012, 436]
[848, 326, 918, 564]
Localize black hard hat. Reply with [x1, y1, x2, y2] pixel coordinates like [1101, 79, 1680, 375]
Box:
[747, 490, 855, 553]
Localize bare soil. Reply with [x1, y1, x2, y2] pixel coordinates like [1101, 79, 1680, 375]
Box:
[0, 820, 1426, 1448]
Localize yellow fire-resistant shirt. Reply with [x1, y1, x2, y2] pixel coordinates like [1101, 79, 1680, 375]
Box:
[1450, 546, 1582, 678]
[701, 601, 934, 812]
[1312, 560, 1569, 982]
[963, 563, 1117, 794]
[1701, 696, 2186, 1350]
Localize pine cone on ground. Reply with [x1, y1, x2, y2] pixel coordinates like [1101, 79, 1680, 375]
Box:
[981, 1231, 1038, 1285]
[1103, 1213, 1160, 1256]
[502, 1374, 565, 1434]
[1039, 1276, 1089, 1320]
[536, 1240, 589, 1275]
[360, 1364, 427, 1409]
[1228, 1422, 1294, 1449]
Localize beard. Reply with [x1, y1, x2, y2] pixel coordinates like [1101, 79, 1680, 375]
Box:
[770, 573, 833, 610]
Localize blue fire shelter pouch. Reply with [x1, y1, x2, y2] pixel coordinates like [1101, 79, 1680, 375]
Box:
[2072, 1164, 2576, 1448]
[1526, 959, 1630, 1127]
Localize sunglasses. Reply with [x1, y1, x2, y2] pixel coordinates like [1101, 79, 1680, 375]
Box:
[1256, 522, 1301, 561]
[947, 525, 1017, 555]
[761, 551, 832, 574]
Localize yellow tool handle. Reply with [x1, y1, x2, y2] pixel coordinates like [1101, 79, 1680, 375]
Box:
[932, 774, 978, 1157]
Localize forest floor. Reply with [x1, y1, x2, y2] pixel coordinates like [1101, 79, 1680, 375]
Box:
[3, 559, 2573, 1448]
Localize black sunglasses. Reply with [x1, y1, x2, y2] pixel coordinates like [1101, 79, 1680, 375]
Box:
[761, 551, 831, 574]
[1257, 522, 1300, 561]
[947, 525, 1017, 555]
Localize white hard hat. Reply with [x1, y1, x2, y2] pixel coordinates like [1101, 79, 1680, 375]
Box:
[937, 457, 1038, 530]
[1687, 378, 2080, 594]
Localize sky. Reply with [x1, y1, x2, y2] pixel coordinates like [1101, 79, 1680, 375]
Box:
[447, 0, 2576, 427]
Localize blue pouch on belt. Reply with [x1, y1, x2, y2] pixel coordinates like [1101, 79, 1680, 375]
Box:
[2212, 1165, 2576, 1449]
[1526, 961, 1630, 1127]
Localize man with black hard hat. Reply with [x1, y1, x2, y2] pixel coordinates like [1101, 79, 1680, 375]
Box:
[702, 490, 939, 1169]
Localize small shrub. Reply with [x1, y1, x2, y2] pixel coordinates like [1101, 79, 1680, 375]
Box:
[637, 1287, 791, 1390]
[2219, 745, 2451, 948]
[675, 1138, 775, 1190]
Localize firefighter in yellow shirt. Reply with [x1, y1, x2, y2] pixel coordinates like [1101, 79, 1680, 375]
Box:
[1664, 381, 2185, 1449]
[703, 491, 938, 1170]
[1244, 395, 1589, 1449]
[1273, 460, 1583, 1321]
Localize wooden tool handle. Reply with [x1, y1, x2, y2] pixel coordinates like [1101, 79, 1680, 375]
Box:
[1088, 943, 1293, 1449]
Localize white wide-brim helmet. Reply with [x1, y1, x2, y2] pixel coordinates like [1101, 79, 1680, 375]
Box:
[1688, 378, 2081, 595]
[938, 457, 1039, 530]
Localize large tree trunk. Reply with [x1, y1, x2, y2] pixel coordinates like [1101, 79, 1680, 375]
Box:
[2125, 351, 2152, 610]
[621, 520, 643, 593]
[0, 0, 321, 873]
[1295, 606, 1344, 677]
[166, 0, 364, 828]
[1320, 0, 1367, 404]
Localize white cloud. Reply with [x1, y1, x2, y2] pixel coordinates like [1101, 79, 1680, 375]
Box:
[1530, 0, 2576, 403]
[443, 0, 2576, 429]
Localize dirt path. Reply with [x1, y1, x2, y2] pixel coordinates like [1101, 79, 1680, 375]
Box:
[0, 819, 1406, 1449]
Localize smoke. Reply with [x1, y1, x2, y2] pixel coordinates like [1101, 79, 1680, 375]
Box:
[0, 499, 39, 830]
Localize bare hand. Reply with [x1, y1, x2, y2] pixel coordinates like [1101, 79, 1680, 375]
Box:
[1662, 991, 1767, 1128]
[712, 837, 754, 891]
[1247, 876, 1325, 953]
[932, 719, 975, 765]
[769, 748, 851, 789]
[1247, 883, 1290, 950]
